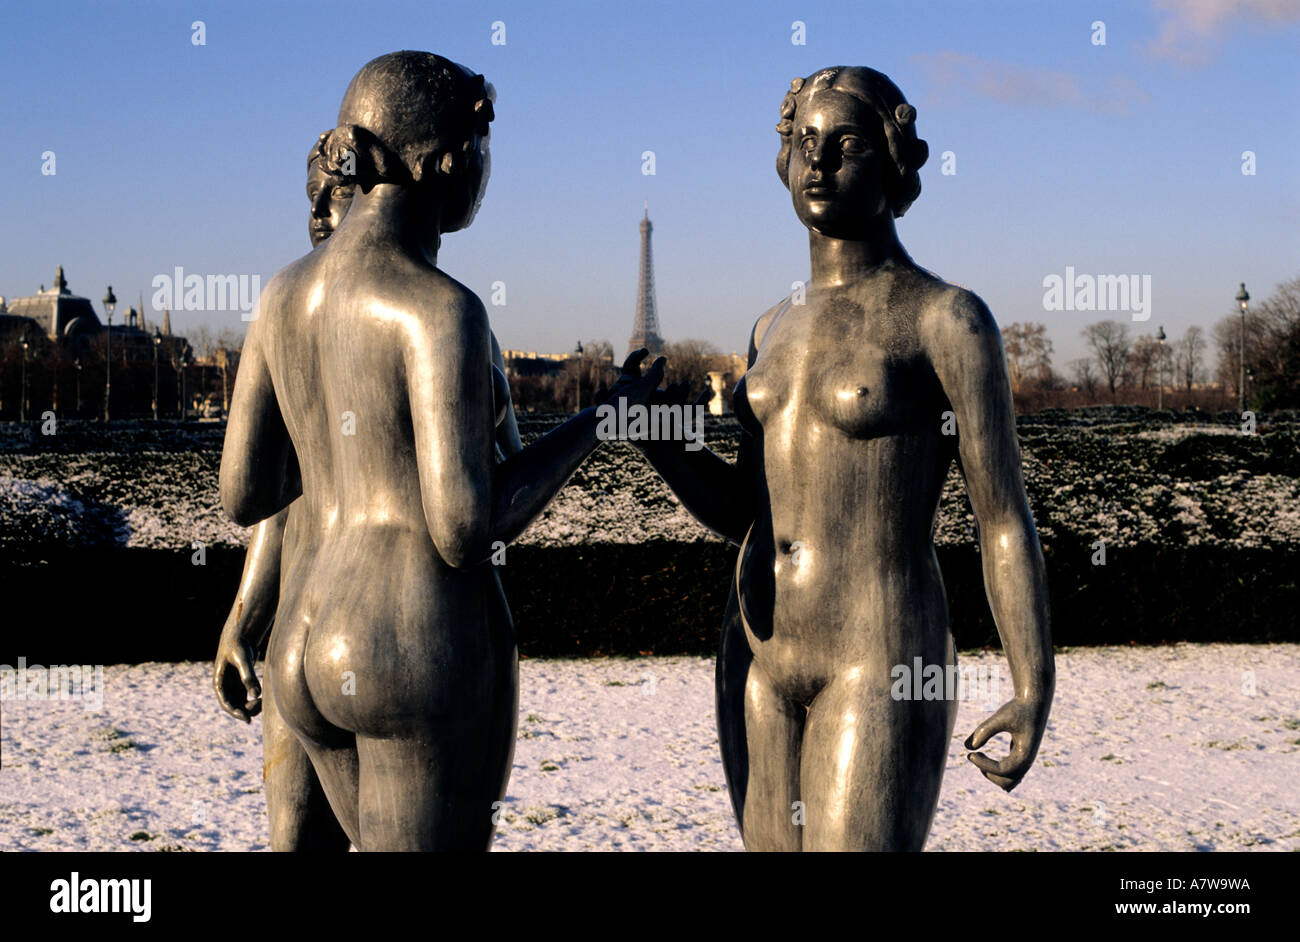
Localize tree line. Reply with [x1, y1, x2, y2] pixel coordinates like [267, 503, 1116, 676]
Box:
[1002, 276, 1300, 413]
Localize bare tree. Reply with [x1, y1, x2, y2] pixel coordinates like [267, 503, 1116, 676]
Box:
[662, 338, 721, 392]
[1069, 357, 1098, 402]
[1082, 320, 1131, 400]
[1127, 335, 1161, 391]
[1176, 326, 1205, 391]
[1001, 322, 1054, 392]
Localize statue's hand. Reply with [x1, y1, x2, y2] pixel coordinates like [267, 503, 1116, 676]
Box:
[964, 694, 1049, 791]
[213, 632, 263, 723]
[602, 348, 667, 414]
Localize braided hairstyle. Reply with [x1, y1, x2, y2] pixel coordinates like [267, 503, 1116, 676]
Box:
[776, 67, 928, 218]
[321, 51, 495, 192]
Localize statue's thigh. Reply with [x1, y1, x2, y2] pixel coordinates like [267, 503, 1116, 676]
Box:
[799, 672, 952, 851]
[263, 680, 352, 852]
[732, 658, 806, 852]
[352, 684, 517, 852]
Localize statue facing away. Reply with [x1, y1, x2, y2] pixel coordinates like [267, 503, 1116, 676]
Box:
[218, 51, 661, 851]
[213, 131, 522, 851]
[626, 66, 1055, 850]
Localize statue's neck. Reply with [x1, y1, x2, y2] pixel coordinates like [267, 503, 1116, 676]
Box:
[808, 216, 908, 288]
[346, 183, 442, 262]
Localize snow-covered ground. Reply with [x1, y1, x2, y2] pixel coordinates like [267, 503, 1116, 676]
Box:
[1, 644, 1296, 851]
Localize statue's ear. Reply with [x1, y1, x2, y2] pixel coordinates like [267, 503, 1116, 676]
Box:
[326, 124, 405, 187]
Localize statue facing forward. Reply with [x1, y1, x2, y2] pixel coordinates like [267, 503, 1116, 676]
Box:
[628, 66, 1055, 850]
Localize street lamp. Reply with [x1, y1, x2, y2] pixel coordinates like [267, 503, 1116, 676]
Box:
[74, 358, 83, 416]
[176, 347, 191, 420]
[1235, 283, 1249, 413]
[152, 327, 162, 419]
[575, 340, 584, 411]
[1156, 325, 1166, 411]
[19, 332, 29, 422]
[102, 286, 116, 420]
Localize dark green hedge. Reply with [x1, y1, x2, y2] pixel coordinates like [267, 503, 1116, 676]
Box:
[3, 540, 1295, 666]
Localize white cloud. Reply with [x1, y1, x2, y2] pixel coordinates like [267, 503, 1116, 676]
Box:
[911, 51, 1150, 114]
[1146, 0, 1300, 64]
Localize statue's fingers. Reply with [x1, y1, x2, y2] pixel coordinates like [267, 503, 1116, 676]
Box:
[621, 349, 649, 376]
[964, 713, 1011, 751]
[235, 654, 261, 701]
[646, 356, 667, 383]
[967, 750, 1017, 779]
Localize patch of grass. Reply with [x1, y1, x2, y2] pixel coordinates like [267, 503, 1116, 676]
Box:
[1281, 718, 1300, 730]
[1100, 753, 1123, 763]
[539, 759, 560, 772]
[1204, 739, 1254, 751]
[523, 806, 567, 826]
[129, 831, 152, 841]
[30, 827, 54, 836]
[1146, 681, 1168, 690]
[602, 680, 627, 686]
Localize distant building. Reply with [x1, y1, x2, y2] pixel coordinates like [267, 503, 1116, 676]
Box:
[3, 265, 103, 352]
[2, 265, 188, 360]
[501, 349, 574, 378]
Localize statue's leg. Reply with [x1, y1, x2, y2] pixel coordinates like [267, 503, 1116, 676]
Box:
[799, 653, 954, 852]
[352, 673, 517, 852]
[263, 677, 352, 851]
[718, 592, 805, 851]
[295, 732, 361, 848]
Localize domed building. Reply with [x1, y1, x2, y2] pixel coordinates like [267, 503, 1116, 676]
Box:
[4, 265, 104, 353]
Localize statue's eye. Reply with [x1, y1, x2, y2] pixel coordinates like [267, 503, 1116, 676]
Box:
[308, 188, 320, 202]
[800, 136, 817, 155]
[840, 135, 866, 155]
[331, 186, 354, 201]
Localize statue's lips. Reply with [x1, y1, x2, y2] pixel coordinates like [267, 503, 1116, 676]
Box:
[803, 185, 835, 197]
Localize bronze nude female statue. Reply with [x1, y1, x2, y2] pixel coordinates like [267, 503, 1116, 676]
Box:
[627, 66, 1054, 850]
[213, 134, 523, 851]
[219, 51, 662, 851]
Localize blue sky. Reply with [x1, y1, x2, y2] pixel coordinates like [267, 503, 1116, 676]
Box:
[2, 0, 1297, 367]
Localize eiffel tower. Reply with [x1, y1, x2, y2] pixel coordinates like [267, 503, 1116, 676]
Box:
[626, 201, 665, 357]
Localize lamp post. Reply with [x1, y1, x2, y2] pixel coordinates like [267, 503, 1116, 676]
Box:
[152, 327, 162, 419]
[575, 340, 583, 411]
[1235, 282, 1249, 413]
[1156, 325, 1166, 411]
[175, 348, 190, 420]
[74, 358, 83, 416]
[19, 332, 29, 422]
[102, 286, 116, 420]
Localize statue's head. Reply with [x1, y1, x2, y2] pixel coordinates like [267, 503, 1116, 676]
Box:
[776, 67, 928, 235]
[306, 132, 355, 247]
[321, 51, 495, 232]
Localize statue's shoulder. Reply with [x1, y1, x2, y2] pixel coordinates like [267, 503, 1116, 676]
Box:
[750, 296, 793, 356]
[914, 272, 996, 343]
[388, 263, 488, 328]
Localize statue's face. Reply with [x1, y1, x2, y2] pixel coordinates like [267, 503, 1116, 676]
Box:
[788, 89, 888, 237]
[307, 163, 355, 246]
[438, 133, 490, 233]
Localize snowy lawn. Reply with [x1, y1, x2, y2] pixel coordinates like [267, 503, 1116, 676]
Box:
[1, 645, 1296, 851]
